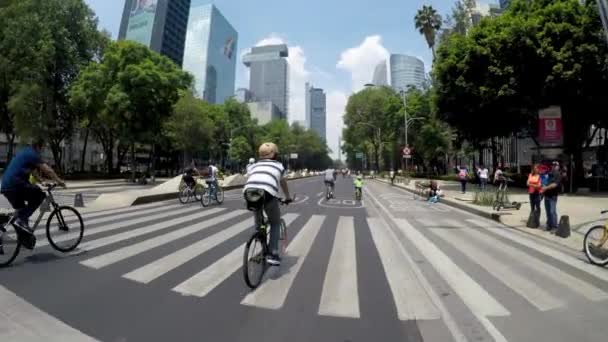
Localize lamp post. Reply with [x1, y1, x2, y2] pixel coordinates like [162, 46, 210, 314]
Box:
[400, 90, 424, 179]
[228, 124, 257, 170]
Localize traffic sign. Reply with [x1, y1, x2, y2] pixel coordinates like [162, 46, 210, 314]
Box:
[402, 147, 412, 156]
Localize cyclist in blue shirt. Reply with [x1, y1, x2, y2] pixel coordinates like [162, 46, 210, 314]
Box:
[1, 140, 65, 234]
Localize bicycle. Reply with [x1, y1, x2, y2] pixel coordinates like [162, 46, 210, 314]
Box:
[201, 180, 224, 207]
[243, 196, 294, 289]
[178, 176, 204, 204]
[325, 182, 334, 200]
[583, 210, 608, 266]
[0, 183, 85, 267]
[355, 187, 362, 201]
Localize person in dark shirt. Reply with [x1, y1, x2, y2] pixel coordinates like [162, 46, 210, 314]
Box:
[541, 161, 562, 231]
[1, 140, 65, 234]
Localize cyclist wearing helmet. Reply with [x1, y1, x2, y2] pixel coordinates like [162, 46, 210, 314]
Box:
[243, 142, 292, 266]
[354, 174, 363, 192]
[246, 157, 255, 174]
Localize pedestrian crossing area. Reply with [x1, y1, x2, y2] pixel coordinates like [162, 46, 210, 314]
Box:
[22, 201, 608, 325]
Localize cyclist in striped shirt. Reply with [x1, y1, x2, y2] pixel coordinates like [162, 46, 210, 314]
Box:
[244, 142, 293, 266]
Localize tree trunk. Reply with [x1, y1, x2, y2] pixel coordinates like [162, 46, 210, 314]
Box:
[80, 125, 90, 172]
[5, 133, 15, 164]
[49, 140, 63, 173]
[130, 142, 136, 182]
[117, 144, 128, 173]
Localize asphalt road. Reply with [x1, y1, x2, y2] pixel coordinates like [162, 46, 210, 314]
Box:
[1, 176, 608, 342]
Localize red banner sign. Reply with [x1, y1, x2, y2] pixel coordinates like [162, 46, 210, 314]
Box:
[538, 106, 563, 146]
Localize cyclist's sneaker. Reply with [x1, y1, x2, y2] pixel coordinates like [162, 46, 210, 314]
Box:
[14, 219, 36, 250]
[14, 218, 33, 234]
[266, 254, 281, 266]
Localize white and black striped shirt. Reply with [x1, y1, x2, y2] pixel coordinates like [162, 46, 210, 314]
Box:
[244, 159, 286, 197]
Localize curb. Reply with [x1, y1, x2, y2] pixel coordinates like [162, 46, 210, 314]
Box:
[374, 178, 585, 253]
[131, 176, 317, 206]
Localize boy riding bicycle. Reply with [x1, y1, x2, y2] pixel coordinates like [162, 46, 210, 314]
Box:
[354, 175, 363, 198]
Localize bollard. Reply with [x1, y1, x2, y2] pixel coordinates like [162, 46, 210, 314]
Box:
[556, 215, 571, 238]
[74, 193, 84, 207]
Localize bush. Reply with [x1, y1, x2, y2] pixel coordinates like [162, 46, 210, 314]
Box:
[473, 190, 495, 207]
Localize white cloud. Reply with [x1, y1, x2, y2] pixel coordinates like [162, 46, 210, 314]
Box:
[337, 35, 390, 92]
[326, 91, 348, 160]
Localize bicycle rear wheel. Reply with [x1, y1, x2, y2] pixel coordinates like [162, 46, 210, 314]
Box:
[243, 232, 267, 289]
[46, 206, 84, 252]
[0, 222, 21, 267]
[279, 219, 288, 255]
[584, 226, 608, 266]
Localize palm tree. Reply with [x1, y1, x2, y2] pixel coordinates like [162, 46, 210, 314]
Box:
[414, 5, 443, 59]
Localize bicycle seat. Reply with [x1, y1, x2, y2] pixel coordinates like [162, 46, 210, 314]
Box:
[602, 210, 608, 215]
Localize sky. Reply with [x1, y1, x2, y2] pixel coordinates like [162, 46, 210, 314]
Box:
[85, 0, 498, 159]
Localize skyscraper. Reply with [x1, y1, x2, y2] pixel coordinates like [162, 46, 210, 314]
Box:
[389, 54, 425, 92]
[305, 83, 326, 141]
[243, 44, 289, 120]
[119, 0, 191, 67]
[182, 2, 237, 104]
[499, 0, 510, 9]
[372, 61, 389, 86]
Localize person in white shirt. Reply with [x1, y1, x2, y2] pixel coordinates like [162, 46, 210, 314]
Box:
[243, 143, 292, 266]
[324, 168, 337, 197]
[205, 162, 220, 196]
[477, 165, 489, 191]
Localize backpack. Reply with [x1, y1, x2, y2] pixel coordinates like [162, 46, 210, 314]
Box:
[458, 169, 467, 180]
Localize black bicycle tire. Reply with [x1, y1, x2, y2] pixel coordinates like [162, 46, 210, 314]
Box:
[46, 206, 84, 252]
[0, 223, 21, 267]
[193, 185, 203, 202]
[215, 187, 224, 204]
[178, 188, 190, 204]
[243, 232, 267, 289]
[583, 225, 608, 266]
[201, 188, 210, 207]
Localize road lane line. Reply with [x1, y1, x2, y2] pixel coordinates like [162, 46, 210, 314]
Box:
[123, 217, 256, 283]
[172, 214, 299, 297]
[416, 218, 435, 227]
[241, 215, 325, 309]
[462, 219, 608, 301]
[368, 217, 440, 320]
[79, 209, 238, 268]
[467, 218, 608, 284]
[37, 205, 207, 248]
[318, 216, 360, 318]
[431, 220, 564, 311]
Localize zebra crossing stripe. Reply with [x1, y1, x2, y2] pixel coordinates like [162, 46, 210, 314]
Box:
[79, 209, 238, 268]
[172, 214, 299, 297]
[318, 216, 360, 318]
[462, 220, 608, 301]
[36, 205, 206, 248]
[466, 218, 608, 284]
[241, 215, 325, 309]
[35, 202, 185, 238]
[432, 220, 564, 311]
[394, 217, 510, 317]
[367, 217, 440, 320]
[415, 218, 435, 227]
[122, 217, 256, 283]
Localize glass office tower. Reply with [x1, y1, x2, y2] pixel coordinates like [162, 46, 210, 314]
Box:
[389, 54, 425, 92]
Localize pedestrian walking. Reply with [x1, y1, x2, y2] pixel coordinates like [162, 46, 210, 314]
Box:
[540, 162, 562, 232]
[478, 164, 489, 191]
[458, 166, 468, 194]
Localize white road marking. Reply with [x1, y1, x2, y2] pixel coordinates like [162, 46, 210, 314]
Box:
[318, 216, 360, 318]
[80, 210, 243, 269]
[368, 217, 440, 320]
[432, 220, 564, 311]
[172, 214, 299, 297]
[241, 215, 325, 309]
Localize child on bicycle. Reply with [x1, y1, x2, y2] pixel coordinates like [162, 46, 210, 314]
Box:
[354, 175, 363, 195]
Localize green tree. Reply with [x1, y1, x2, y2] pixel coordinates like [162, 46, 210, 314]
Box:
[4, 0, 103, 169]
[163, 92, 214, 166]
[415, 5, 443, 58]
[228, 136, 252, 166]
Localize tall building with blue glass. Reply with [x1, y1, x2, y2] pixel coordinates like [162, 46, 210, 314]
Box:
[119, 0, 191, 67]
[389, 54, 425, 92]
[305, 83, 326, 141]
[182, 2, 237, 104]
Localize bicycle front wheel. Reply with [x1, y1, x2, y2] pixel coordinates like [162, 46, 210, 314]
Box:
[193, 184, 203, 201]
[0, 223, 21, 267]
[178, 188, 190, 204]
[243, 232, 267, 289]
[279, 219, 288, 255]
[584, 225, 608, 266]
[46, 206, 84, 252]
[215, 187, 224, 204]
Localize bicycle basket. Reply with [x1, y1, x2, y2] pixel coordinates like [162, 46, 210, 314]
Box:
[244, 188, 265, 211]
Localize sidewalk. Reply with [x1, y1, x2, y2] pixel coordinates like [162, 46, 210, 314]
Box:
[377, 177, 608, 253]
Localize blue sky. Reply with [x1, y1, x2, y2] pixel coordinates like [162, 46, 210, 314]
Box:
[85, 0, 497, 157]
